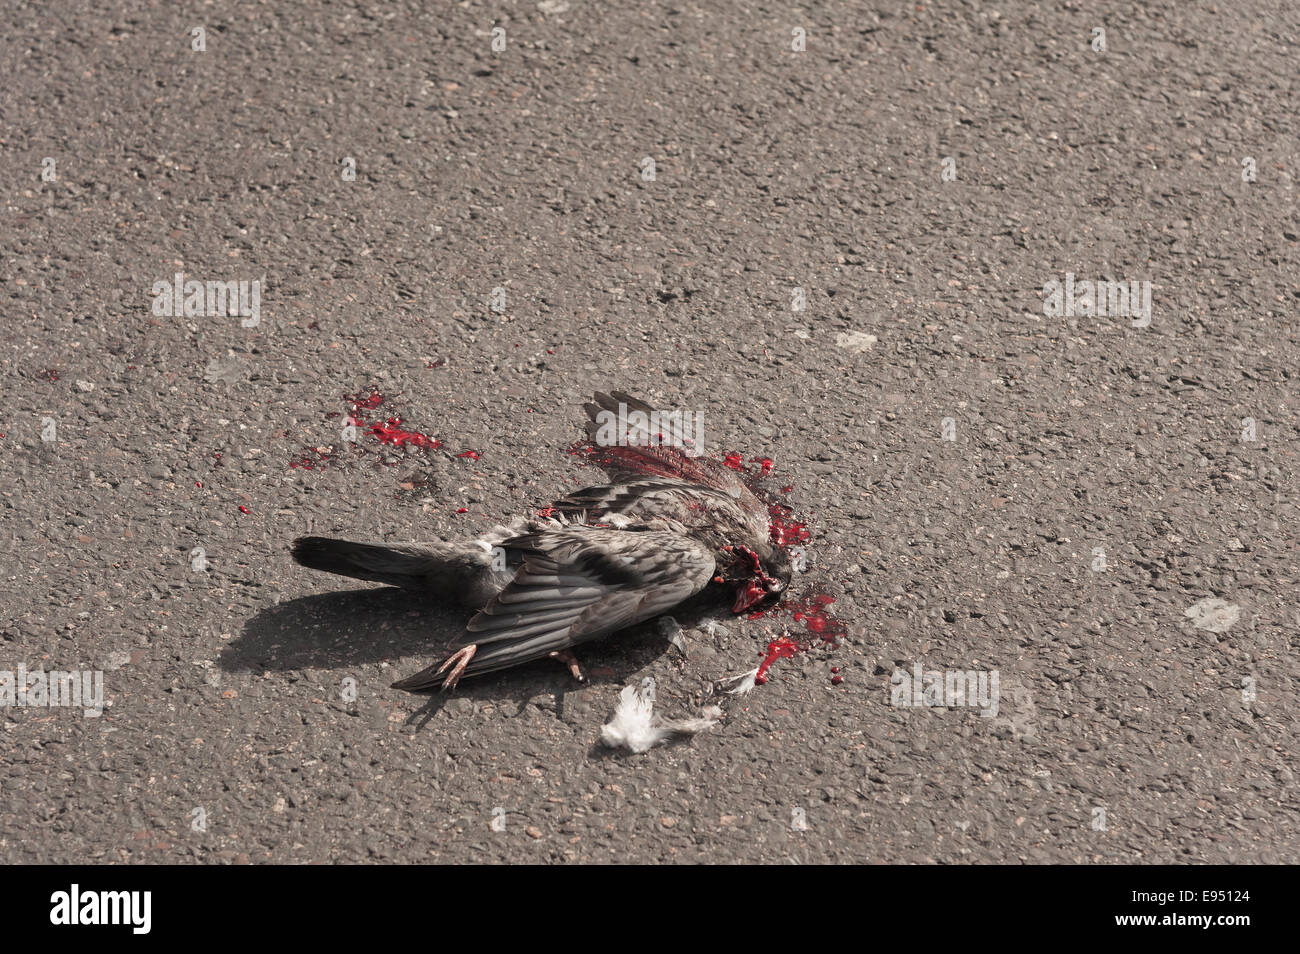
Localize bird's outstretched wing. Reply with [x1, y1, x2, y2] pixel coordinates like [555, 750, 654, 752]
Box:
[580, 390, 752, 495]
[574, 391, 770, 539]
[391, 527, 715, 690]
[548, 475, 734, 524]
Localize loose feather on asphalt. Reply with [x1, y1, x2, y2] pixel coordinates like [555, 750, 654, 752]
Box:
[291, 390, 793, 690]
[600, 678, 722, 754]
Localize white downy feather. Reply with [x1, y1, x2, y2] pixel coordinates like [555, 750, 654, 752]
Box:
[716, 667, 759, 695]
[600, 677, 722, 753]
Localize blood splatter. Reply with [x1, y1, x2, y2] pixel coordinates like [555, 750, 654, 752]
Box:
[368, 417, 442, 451]
[755, 637, 800, 685]
[789, 592, 840, 634]
[288, 388, 491, 481]
[768, 505, 811, 548]
[745, 590, 847, 685]
[344, 389, 385, 413]
[290, 453, 323, 470]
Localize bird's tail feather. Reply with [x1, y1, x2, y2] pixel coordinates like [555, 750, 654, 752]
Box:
[291, 536, 505, 604]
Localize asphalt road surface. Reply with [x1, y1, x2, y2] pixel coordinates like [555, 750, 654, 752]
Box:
[3, 0, 1297, 864]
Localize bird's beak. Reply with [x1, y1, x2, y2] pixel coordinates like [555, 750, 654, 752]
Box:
[732, 579, 768, 613]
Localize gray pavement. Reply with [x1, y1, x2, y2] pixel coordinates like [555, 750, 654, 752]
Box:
[1, 0, 1297, 863]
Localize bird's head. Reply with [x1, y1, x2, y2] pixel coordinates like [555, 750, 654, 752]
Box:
[729, 546, 792, 613]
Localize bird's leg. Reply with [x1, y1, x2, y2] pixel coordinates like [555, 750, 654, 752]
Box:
[437, 644, 477, 691]
[549, 648, 586, 683]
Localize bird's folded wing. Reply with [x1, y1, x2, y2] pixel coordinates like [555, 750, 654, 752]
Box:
[396, 528, 716, 688]
[465, 528, 714, 662]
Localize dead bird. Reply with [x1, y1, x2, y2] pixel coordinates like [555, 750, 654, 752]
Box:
[291, 391, 791, 690]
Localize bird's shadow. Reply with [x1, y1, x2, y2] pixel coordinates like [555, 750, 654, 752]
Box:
[224, 586, 458, 675]
[225, 584, 737, 717]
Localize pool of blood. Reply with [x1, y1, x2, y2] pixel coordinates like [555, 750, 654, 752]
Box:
[751, 593, 846, 684]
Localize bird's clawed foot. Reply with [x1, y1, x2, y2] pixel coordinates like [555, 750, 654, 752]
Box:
[437, 644, 478, 691]
[549, 648, 587, 683]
